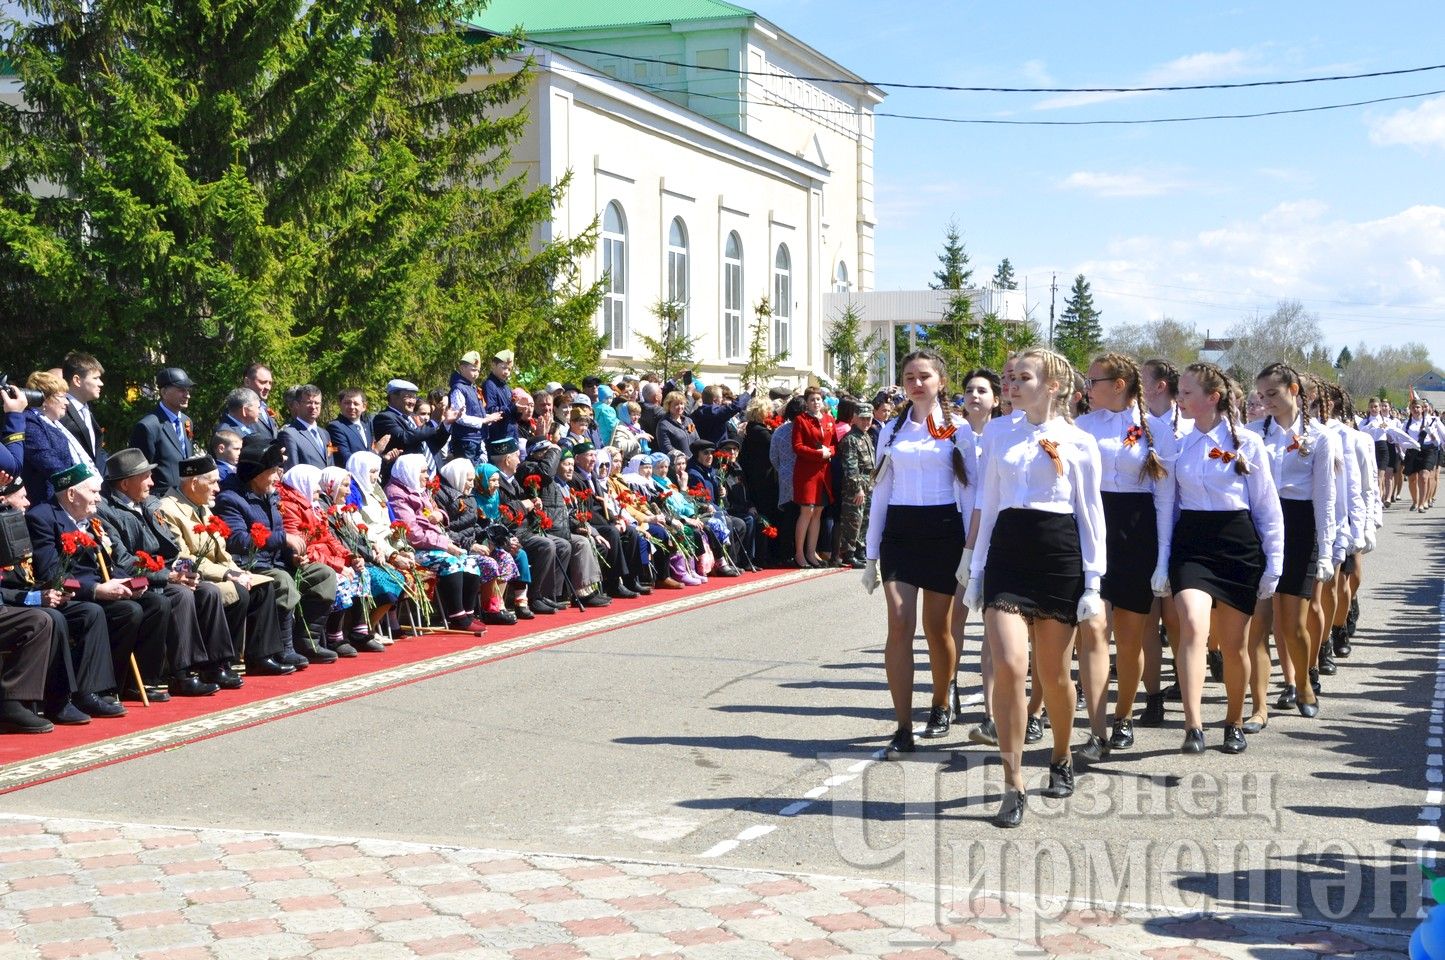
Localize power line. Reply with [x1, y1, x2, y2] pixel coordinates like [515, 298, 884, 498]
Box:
[1085, 274, 1445, 312]
[523, 38, 1445, 95]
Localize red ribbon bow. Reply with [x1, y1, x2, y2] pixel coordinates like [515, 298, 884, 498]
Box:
[1209, 447, 1235, 464]
[1123, 425, 1143, 448]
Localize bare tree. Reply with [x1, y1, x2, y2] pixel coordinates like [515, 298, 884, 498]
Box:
[1102, 317, 1203, 368]
[1223, 301, 1327, 380]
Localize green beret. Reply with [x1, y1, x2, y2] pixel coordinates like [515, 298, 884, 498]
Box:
[558, 447, 575, 461]
[569, 441, 594, 455]
[51, 461, 97, 492]
[488, 437, 519, 456]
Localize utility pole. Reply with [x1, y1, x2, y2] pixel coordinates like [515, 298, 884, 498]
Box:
[1048, 272, 1057, 348]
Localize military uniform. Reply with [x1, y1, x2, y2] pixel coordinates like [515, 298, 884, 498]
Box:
[836, 427, 875, 563]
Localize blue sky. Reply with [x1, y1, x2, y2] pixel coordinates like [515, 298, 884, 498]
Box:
[749, 1, 1445, 365]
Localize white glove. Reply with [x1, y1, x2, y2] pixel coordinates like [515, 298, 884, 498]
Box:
[1150, 564, 1171, 597]
[861, 559, 880, 595]
[961, 578, 981, 612]
[1363, 527, 1377, 553]
[1076, 589, 1104, 623]
[1258, 575, 1279, 600]
[955, 547, 974, 587]
[1313, 558, 1334, 583]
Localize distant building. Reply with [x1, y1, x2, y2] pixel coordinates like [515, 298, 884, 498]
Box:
[1198, 337, 1235, 366]
[466, 0, 884, 388]
[1410, 370, 1445, 410]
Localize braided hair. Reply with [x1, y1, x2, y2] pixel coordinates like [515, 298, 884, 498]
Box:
[1255, 362, 1309, 440]
[1142, 358, 1181, 433]
[872, 348, 969, 485]
[1186, 361, 1250, 476]
[1093, 352, 1167, 482]
[1018, 347, 1076, 421]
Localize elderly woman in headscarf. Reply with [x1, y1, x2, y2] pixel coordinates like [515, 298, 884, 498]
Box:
[471, 462, 535, 620]
[318, 465, 406, 643]
[382, 454, 486, 636]
[433, 458, 519, 626]
[687, 442, 748, 575]
[279, 464, 374, 655]
[638, 451, 707, 585]
[612, 451, 682, 589]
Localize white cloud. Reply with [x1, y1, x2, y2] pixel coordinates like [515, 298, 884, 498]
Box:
[1073, 203, 1445, 359]
[1368, 96, 1445, 149]
[1057, 170, 1191, 198]
[1034, 47, 1271, 112]
[1020, 59, 1053, 86]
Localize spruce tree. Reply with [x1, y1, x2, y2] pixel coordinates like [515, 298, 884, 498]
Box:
[635, 300, 700, 386]
[821, 301, 881, 398]
[929, 219, 973, 290]
[1053, 274, 1103, 369]
[0, 0, 602, 428]
[992, 258, 1018, 290]
[739, 297, 789, 389]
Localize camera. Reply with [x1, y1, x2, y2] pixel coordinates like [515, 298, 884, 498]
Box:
[0, 374, 44, 409]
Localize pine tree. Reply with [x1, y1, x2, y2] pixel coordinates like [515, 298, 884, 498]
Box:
[0, 0, 602, 428]
[976, 311, 1039, 372]
[1053, 274, 1103, 369]
[821, 301, 882, 398]
[635, 300, 700, 386]
[992, 258, 1018, 290]
[1335, 346, 1353, 370]
[929, 220, 973, 290]
[739, 297, 789, 389]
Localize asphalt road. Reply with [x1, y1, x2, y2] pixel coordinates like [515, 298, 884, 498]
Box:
[9, 508, 1440, 932]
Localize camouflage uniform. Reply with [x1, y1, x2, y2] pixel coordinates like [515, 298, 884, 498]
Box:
[835, 427, 875, 560]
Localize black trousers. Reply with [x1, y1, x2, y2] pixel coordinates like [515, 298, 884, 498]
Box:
[42, 602, 116, 701]
[0, 605, 53, 702]
[164, 581, 237, 673]
[100, 592, 169, 687]
[229, 579, 283, 663]
[587, 519, 636, 583]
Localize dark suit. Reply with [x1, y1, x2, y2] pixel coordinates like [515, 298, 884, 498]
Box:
[327, 416, 374, 467]
[213, 412, 254, 440]
[279, 421, 331, 469]
[129, 405, 194, 494]
[1, 566, 116, 701]
[26, 500, 169, 686]
[20, 410, 80, 504]
[60, 399, 107, 476]
[252, 406, 280, 442]
[496, 470, 567, 601]
[372, 406, 450, 480]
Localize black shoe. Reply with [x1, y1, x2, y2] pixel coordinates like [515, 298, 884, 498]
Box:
[200, 666, 244, 690]
[168, 675, 220, 697]
[1298, 698, 1319, 718]
[1109, 718, 1135, 750]
[992, 788, 1026, 828]
[1074, 734, 1108, 764]
[246, 656, 297, 676]
[1137, 693, 1166, 727]
[481, 609, 518, 626]
[1274, 684, 1297, 709]
[354, 638, 386, 653]
[0, 701, 54, 734]
[531, 598, 558, 614]
[920, 704, 950, 739]
[511, 604, 536, 620]
[1207, 649, 1224, 683]
[1024, 715, 1044, 744]
[885, 726, 915, 757]
[121, 685, 171, 703]
[74, 692, 127, 718]
[949, 679, 963, 722]
[1180, 727, 1205, 754]
[1318, 637, 1337, 675]
[329, 641, 358, 658]
[1333, 625, 1352, 658]
[968, 719, 998, 746]
[849, 557, 867, 569]
[1159, 623, 1170, 648]
[46, 702, 91, 726]
[1222, 725, 1247, 754]
[1346, 598, 1360, 638]
[624, 579, 653, 595]
[280, 650, 310, 669]
[714, 565, 742, 578]
[1042, 759, 1075, 798]
[1241, 715, 1268, 734]
[608, 584, 640, 599]
[304, 646, 339, 664]
[580, 591, 611, 608]
[1162, 682, 1181, 702]
[1308, 667, 1321, 696]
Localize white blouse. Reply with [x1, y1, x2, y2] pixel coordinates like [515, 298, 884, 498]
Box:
[1248, 413, 1337, 563]
[1340, 427, 1378, 546]
[1321, 420, 1359, 559]
[1076, 406, 1179, 562]
[1170, 420, 1285, 584]
[1148, 404, 1194, 443]
[969, 415, 1106, 592]
[865, 411, 978, 561]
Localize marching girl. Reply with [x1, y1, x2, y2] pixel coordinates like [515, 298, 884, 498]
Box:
[1245, 364, 1332, 724]
[953, 369, 1002, 744]
[1360, 398, 1414, 509]
[962, 348, 1105, 827]
[1308, 379, 1356, 680]
[1168, 363, 1283, 754]
[1402, 400, 1435, 511]
[1325, 385, 1378, 662]
[863, 349, 977, 754]
[1075, 354, 1178, 756]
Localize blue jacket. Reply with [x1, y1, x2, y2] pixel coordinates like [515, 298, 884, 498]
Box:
[326, 416, 374, 467]
[21, 410, 79, 505]
[214, 475, 292, 572]
[129, 404, 195, 494]
[483, 373, 518, 443]
[691, 392, 751, 446]
[1, 410, 23, 476]
[370, 406, 449, 480]
[448, 371, 488, 448]
[26, 501, 127, 602]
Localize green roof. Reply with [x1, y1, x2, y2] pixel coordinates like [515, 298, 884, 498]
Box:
[468, 0, 754, 34]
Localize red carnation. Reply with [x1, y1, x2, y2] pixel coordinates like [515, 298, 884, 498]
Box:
[540, 514, 553, 530]
[208, 516, 232, 538]
[250, 522, 271, 549]
[341, 503, 358, 514]
[356, 523, 368, 535]
[390, 520, 407, 531]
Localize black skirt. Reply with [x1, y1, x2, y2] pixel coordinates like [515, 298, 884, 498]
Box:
[983, 509, 1084, 625]
[1100, 491, 1158, 615]
[1374, 440, 1390, 471]
[1425, 445, 1441, 471]
[880, 504, 964, 596]
[1389, 442, 1402, 470]
[1404, 448, 1425, 476]
[1276, 497, 1317, 599]
[1170, 510, 1264, 615]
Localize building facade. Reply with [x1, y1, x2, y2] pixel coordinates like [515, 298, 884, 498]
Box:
[467, 0, 884, 387]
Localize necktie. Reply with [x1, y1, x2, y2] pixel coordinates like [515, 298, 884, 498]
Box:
[173, 416, 184, 447]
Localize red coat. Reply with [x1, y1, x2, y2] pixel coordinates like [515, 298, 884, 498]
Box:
[791, 412, 836, 504]
[278, 483, 352, 573]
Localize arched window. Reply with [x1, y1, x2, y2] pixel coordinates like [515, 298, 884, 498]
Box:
[600, 202, 627, 350]
[722, 232, 743, 359]
[835, 261, 850, 293]
[666, 217, 689, 334]
[773, 244, 792, 356]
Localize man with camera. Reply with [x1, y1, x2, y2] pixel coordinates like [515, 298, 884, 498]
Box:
[1, 376, 32, 476]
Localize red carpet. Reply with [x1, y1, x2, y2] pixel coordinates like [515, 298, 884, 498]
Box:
[0, 568, 813, 772]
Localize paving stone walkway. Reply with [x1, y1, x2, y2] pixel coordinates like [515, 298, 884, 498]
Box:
[0, 814, 1409, 959]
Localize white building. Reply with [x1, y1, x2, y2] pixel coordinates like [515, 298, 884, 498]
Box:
[467, 0, 884, 387]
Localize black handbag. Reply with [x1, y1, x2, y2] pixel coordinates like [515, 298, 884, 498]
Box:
[0, 507, 32, 568]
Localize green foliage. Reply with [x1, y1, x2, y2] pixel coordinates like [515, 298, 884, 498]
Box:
[992, 258, 1017, 290]
[738, 297, 789, 389]
[1053, 274, 1102, 369]
[919, 291, 974, 382]
[1102, 317, 1203, 370]
[1335, 346, 1353, 370]
[634, 300, 699, 386]
[976, 311, 1040, 372]
[821, 300, 881, 398]
[0, 0, 601, 432]
[929, 219, 973, 291]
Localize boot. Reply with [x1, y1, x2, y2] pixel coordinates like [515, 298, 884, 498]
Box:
[670, 554, 701, 586]
[277, 613, 309, 670]
[298, 599, 338, 664]
[685, 556, 706, 583]
[1137, 692, 1166, 727]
